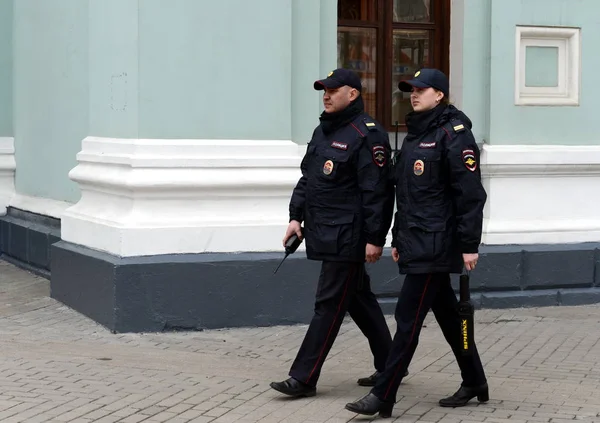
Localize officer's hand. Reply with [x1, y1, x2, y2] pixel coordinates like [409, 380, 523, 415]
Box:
[391, 247, 399, 263]
[463, 253, 478, 271]
[365, 244, 382, 263]
[283, 220, 303, 247]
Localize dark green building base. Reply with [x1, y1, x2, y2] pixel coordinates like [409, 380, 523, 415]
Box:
[50, 239, 600, 333]
[0, 207, 60, 279]
[2, 207, 600, 333]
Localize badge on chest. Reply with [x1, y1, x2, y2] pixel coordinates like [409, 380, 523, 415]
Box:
[413, 159, 424, 176]
[323, 160, 334, 175]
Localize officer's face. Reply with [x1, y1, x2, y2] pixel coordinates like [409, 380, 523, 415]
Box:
[410, 87, 444, 112]
[322, 86, 358, 113]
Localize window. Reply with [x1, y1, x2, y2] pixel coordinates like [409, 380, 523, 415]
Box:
[337, 0, 450, 129]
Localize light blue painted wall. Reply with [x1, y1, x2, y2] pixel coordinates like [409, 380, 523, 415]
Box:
[13, 0, 88, 202]
[88, 0, 139, 138]
[10, 0, 335, 204]
[291, 0, 338, 145]
[138, 0, 293, 140]
[459, 0, 491, 144]
[488, 0, 599, 145]
[0, 0, 12, 137]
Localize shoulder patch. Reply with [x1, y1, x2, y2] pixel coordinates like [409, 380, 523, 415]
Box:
[462, 149, 477, 172]
[372, 145, 386, 168]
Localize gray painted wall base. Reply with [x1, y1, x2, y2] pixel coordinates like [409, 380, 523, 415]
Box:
[0, 207, 60, 278]
[50, 239, 600, 333]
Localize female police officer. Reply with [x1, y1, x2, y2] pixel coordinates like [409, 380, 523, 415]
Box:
[345, 68, 489, 418]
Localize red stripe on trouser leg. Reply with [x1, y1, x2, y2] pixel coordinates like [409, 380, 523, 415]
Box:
[384, 274, 432, 399]
[305, 266, 356, 385]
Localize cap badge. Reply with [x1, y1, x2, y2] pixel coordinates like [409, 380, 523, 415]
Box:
[328, 71, 334, 77]
[414, 70, 421, 77]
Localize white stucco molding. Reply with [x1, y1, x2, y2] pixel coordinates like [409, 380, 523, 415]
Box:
[481, 144, 600, 245]
[0, 137, 16, 216]
[62, 137, 304, 257]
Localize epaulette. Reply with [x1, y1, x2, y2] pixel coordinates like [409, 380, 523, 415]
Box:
[451, 119, 466, 133]
[363, 118, 378, 131]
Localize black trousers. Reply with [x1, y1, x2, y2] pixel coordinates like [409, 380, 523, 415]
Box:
[289, 261, 392, 387]
[371, 273, 487, 402]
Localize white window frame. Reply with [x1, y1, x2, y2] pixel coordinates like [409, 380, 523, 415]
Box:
[515, 25, 580, 106]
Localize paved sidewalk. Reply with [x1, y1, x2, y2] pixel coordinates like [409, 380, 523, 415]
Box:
[1, 259, 600, 422]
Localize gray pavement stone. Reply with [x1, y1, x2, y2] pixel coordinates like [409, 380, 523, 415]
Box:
[1, 260, 600, 422]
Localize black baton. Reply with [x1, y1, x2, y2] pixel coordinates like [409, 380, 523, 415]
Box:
[457, 271, 475, 356]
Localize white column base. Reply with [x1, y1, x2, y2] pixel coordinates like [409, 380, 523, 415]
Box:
[64, 139, 600, 256]
[62, 137, 304, 257]
[0, 137, 16, 215]
[481, 144, 600, 245]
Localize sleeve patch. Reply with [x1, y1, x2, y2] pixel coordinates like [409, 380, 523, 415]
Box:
[372, 145, 386, 167]
[462, 149, 477, 172]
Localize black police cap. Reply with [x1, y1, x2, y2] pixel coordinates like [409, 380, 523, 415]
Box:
[398, 68, 449, 97]
[314, 68, 363, 92]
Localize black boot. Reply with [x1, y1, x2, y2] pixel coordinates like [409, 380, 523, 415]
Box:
[345, 393, 394, 418]
[269, 377, 316, 398]
[439, 382, 489, 407]
[356, 369, 409, 387]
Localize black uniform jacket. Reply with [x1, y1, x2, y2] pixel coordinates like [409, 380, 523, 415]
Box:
[289, 113, 394, 263]
[391, 104, 487, 274]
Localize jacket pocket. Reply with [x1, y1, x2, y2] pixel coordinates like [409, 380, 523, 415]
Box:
[409, 150, 442, 187]
[318, 148, 352, 180]
[402, 220, 449, 264]
[308, 213, 355, 255]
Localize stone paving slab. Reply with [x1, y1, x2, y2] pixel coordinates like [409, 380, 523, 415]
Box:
[1, 259, 600, 422]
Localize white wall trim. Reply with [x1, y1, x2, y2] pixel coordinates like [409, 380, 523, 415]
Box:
[515, 25, 581, 106]
[482, 144, 600, 176]
[9, 194, 73, 220]
[63, 138, 600, 255]
[0, 137, 16, 216]
[62, 137, 304, 257]
[481, 144, 600, 245]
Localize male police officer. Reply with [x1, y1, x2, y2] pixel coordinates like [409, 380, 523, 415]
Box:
[269, 69, 396, 397]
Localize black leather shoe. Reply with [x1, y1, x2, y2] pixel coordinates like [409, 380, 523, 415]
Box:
[270, 377, 316, 398]
[357, 369, 409, 387]
[439, 382, 489, 407]
[345, 393, 394, 418]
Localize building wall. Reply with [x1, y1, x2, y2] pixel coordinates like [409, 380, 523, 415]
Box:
[455, 0, 597, 146]
[467, 0, 600, 246]
[13, 0, 88, 203]
[9, 0, 336, 209]
[452, 0, 491, 144]
[0, 0, 12, 138]
[56, 0, 337, 257]
[138, 0, 291, 140]
[488, 0, 596, 145]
